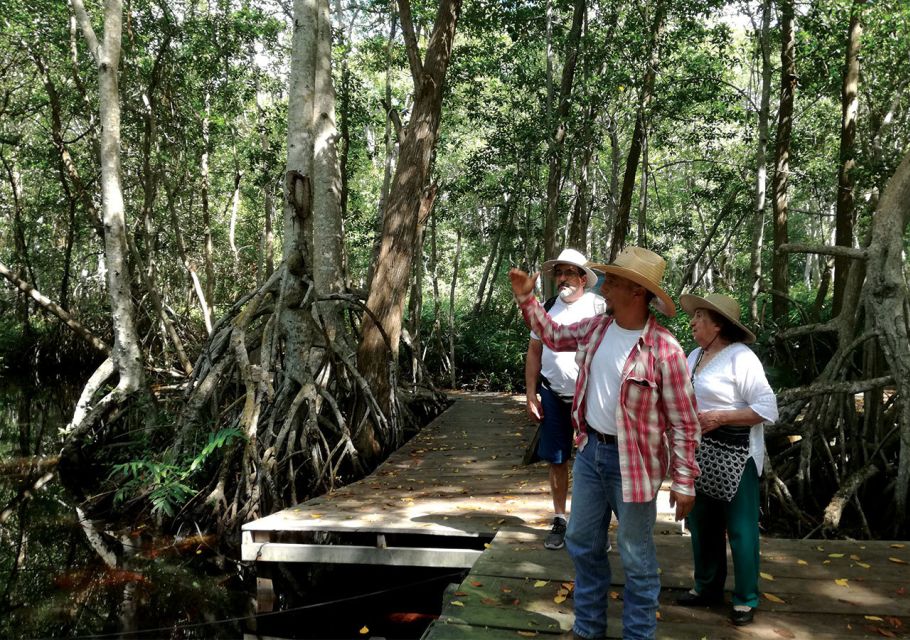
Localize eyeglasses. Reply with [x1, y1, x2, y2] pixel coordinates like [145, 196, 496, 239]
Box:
[554, 268, 583, 278]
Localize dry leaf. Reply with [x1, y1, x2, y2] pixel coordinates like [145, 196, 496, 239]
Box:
[888, 557, 908, 565]
[763, 592, 786, 604]
[481, 597, 497, 605]
[761, 572, 775, 580]
[816, 545, 825, 551]
[470, 581, 483, 587]
[857, 562, 871, 569]
[501, 586, 512, 593]
[483, 543, 491, 548]
[512, 598, 521, 606]
[359, 626, 369, 635]
[829, 553, 845, 558]
[865, 616, 885, 622]
[562, 582, 575, 591]
[451, 600, 464, 607]
[835, 578, 849, 587]
[557, 588, 569, 597]
[890, 544, 906, 549]
[656, 611, 662, 620]
[609, 591, 620, 600]
[772, 628, 796, 639]
[886, 617, 903, 629]
[534, 580, 548, 588]
[517, 632, 538, 637]
[869, 627, 897, 638]
[310, 513, 323, 519]
[850, 554, 861, 560]
[554, 595, 567, 604]
[797, 559, 809, 565]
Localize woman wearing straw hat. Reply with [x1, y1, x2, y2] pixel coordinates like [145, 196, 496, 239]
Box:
[676, 293, 778, 627]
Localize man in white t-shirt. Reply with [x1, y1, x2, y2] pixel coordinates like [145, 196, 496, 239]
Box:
[525, 248, 604, 550]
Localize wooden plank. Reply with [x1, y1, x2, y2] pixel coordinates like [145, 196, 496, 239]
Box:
[241, 542, 482, 567]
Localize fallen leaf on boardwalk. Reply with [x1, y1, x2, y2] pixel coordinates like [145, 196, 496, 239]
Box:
[857, 562, 871, 569]
[471, 581, 483, 587]
[772, 628, 796, 638]
[481, 597, 497, 605]
[557, 588, 569, 597]
[835, 579, 849, 587]
[816, 545, 825, 551]
[609, 591, 620, 600]
[517, 632, 538, 637]
[359, 626, 369, 635]
[865, 616, 885, 622]
[451, 601, 464, 607]
[890, 544, 906, 549]
[454, 591, 468, 596]
[763, 592, 786, 604]
[897, 587, 907, 596]
[761, 572, 775, 580]
[868, 627, 896, 638]
[562, 582, 575, 591]
[310, 513, 323, 519]
[850, 554, 861, 560]
[656, 611, 662, 620]
[886, 617, 903, 629]
[888, 557, 908, 564]
[829, 553, 845, 558]
[512, 598, 521, 606]
[534, 580, 548, 588]
[483, 543, 491, 549]
[823, 560, 832, 565]
[501, 586, 512, 593]
[554, 594, 567, 604]
[797, 559, 809, 565]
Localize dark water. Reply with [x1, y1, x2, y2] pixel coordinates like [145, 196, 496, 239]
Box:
[0, 380, 457, 640]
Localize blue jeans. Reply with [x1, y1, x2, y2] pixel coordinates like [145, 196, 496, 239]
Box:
[537, 384, 573, 464]
[566, 438, 659, 640]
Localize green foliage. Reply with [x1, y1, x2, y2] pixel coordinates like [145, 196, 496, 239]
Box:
[110, 428, 245, 517]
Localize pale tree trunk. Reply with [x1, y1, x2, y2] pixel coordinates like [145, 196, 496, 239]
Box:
[542, 0, 586, 267]
[832, 0, 863, 316]
[611, 0, 666, 260]
[771, 0, 795, 323]
[567, 100, 597, 250]
[448, 229, 461, 389]
[312, 0, 346, 337]
[749, 0, 772, 323]
[201, 93, 215, 319]
[356, 0, 461, 460]
[71, 0, 143, 393]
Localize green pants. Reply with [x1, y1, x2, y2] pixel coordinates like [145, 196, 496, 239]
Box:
[686, 459, 760, 608]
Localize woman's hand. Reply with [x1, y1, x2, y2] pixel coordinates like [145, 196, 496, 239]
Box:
[697, 410, 724, 434]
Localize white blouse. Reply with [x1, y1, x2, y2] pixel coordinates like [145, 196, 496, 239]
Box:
[687, 342, 779, 474]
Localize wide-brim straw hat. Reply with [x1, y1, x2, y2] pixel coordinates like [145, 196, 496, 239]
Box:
[589, 246, 676, 317]
[680, 293, 756, 344]
[541, 248, 599, 291]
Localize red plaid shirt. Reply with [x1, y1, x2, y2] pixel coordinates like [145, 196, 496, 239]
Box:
[520, 295, 701, 502]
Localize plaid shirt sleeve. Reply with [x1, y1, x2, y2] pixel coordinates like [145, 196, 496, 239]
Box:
[518, 295, 593, 352]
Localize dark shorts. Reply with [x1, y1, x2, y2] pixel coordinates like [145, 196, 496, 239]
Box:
[537, 384, 574, 465]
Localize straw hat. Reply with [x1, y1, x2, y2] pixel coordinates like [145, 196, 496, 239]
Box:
[679, 293, 756, 344]
[541, 248, 599, 291]
[590, 246, 676, 317]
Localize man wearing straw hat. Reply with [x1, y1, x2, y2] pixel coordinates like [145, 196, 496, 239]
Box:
[509, 246, 701, 640]
[525, 248, 604, 551]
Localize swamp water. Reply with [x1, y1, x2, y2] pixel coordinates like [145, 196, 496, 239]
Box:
[0, 381, 459, 639]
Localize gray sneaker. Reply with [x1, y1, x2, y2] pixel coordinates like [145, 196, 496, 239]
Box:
[544, 517, 567, 550]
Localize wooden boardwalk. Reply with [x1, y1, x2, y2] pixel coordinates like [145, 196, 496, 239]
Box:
[241, 393, 909, 638]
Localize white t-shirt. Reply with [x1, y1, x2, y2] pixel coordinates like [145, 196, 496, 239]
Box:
[584, 323, 643, 435]
[530, 291, 604, 397]
[687, 342, 779, 473]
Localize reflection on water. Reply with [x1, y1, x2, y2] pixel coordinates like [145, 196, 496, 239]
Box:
[0, 381, 248, 639]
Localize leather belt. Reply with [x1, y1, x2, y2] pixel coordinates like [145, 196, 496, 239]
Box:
[590, 430, 617, 444]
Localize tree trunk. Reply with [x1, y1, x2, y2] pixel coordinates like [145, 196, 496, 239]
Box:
[610, 0, 666, 260]
[832, 0, 863, 315]
[356, 0, 461, 460]
[863, 150, 910, 527]
[72, 0, 143, 392]
[542, 0, 587, 266]
[448, 229, 461, 389]
[749, 0, 773, 323]
[771, 0, 796, 323]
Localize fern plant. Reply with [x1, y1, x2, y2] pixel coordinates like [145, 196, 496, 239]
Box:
[110, 428, 245, 517]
